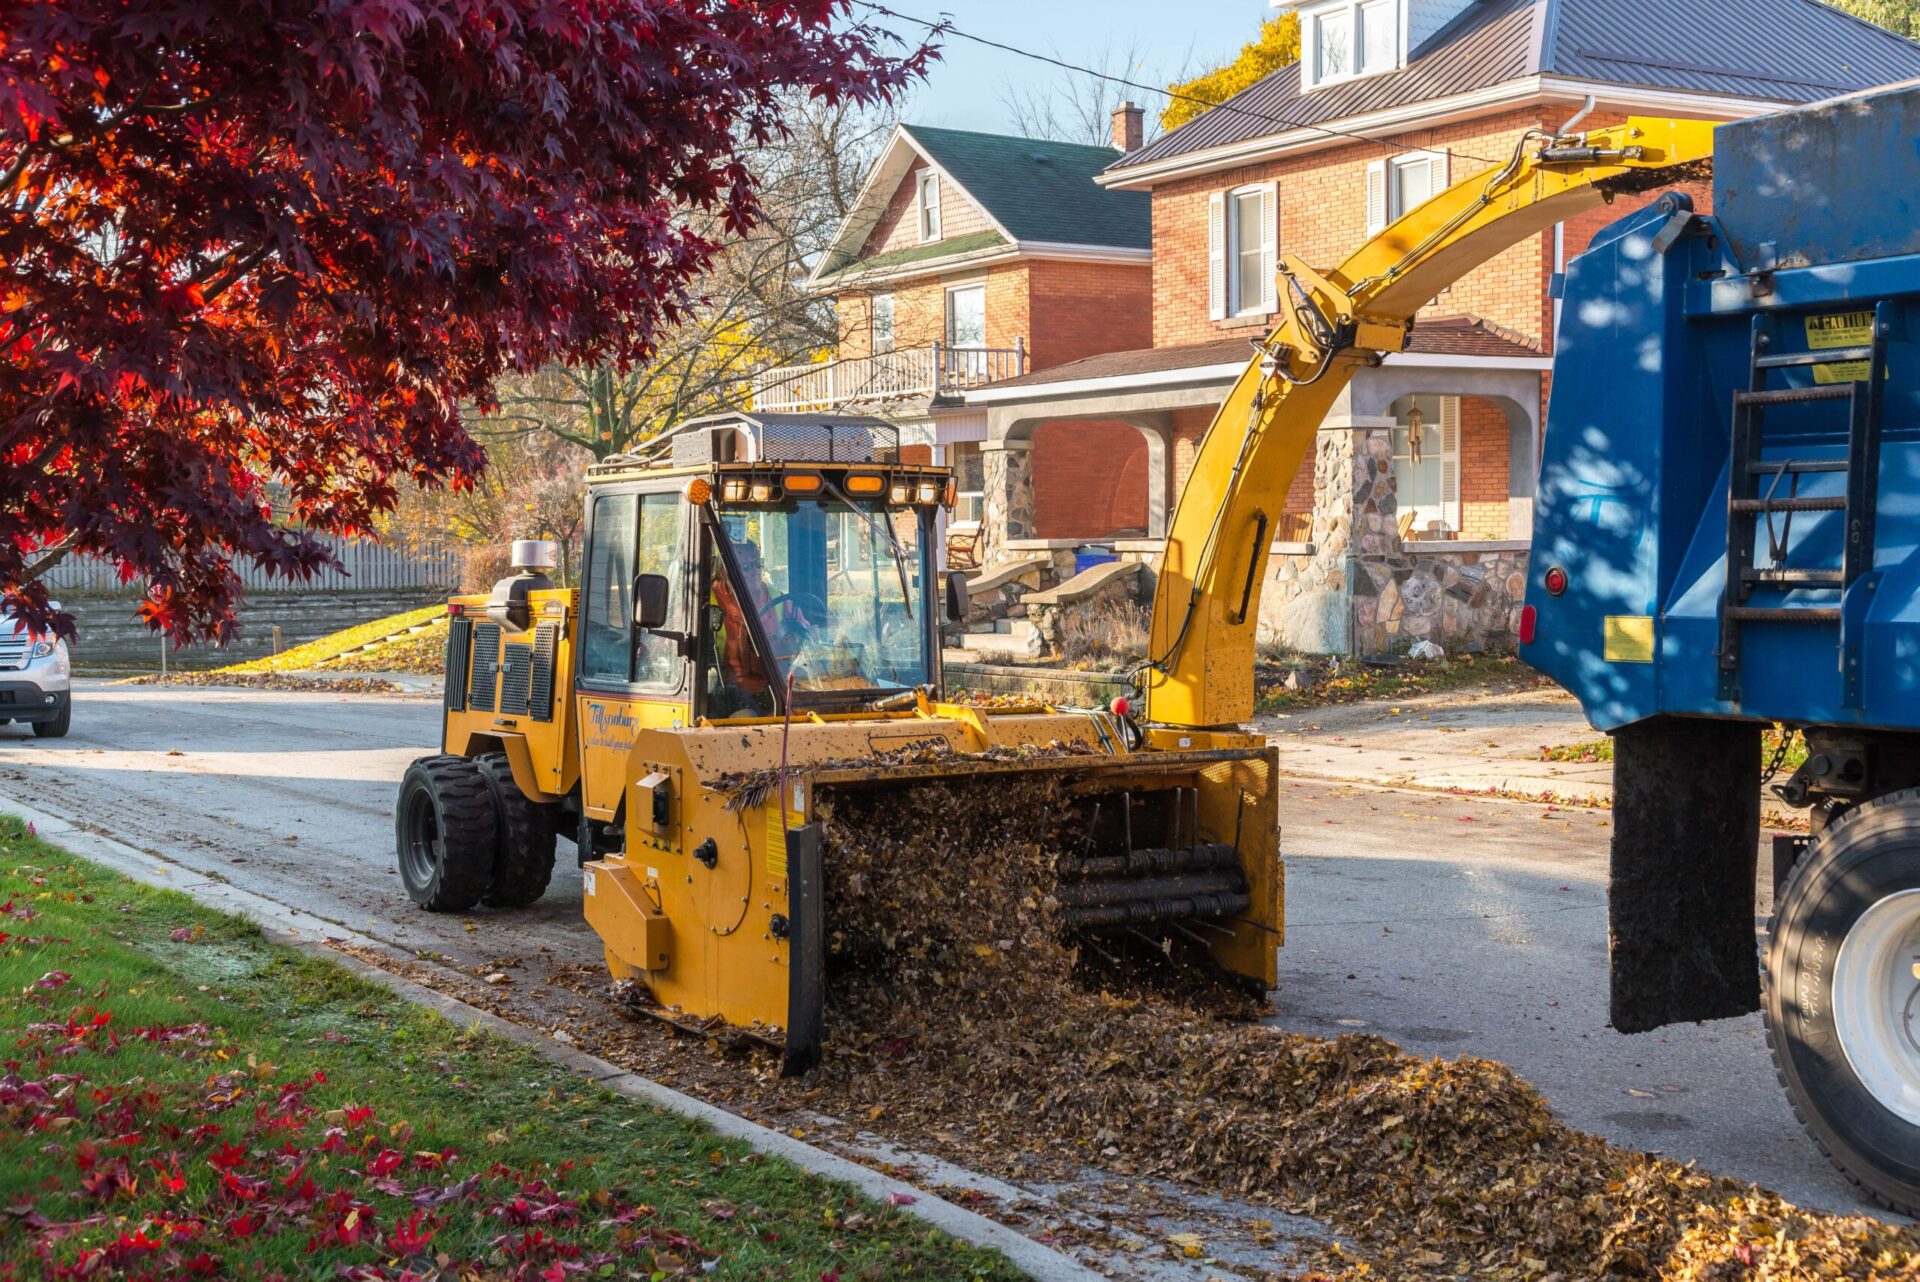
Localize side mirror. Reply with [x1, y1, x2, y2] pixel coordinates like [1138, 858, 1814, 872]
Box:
[633, 574, 672, 630]
[944, 570, 970, 623]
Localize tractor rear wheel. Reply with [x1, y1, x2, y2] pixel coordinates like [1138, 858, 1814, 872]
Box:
[476, 753, 558, 908]
[1767, 786, 1920, 1215]
[395, 755, 497, 912]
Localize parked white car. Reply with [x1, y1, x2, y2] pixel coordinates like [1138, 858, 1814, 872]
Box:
[0, 604, 70, 738]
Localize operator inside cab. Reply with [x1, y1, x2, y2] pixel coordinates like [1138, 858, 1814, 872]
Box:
[700, 495, 934, 719]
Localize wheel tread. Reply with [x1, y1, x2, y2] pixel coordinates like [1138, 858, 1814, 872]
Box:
[476, 753, 557, 908]
[1763, 785, 1920, 1217]
[397, 754, 496, 913]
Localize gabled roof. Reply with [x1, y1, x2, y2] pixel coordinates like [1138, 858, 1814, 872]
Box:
[907, 126, 1151, 247]
[1106, 0, 1920, 180]
[809, 124, 1150, 288]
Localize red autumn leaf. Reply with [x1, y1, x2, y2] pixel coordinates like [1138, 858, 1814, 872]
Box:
[385, 1209, 437, 1256]
[0, 1, 933, 644]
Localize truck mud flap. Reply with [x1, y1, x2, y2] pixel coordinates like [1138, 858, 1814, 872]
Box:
[782, 822, 826, 1076]
[1609, 716, 1762, 1033]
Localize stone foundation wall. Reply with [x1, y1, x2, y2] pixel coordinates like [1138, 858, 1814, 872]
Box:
[1353, 546, 1528, 655]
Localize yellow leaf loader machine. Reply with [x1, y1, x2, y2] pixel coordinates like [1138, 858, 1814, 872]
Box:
[397, 122, 1710, 1077]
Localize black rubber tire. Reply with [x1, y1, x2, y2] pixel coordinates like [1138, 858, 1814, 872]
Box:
[395, 755, 497, 912]
[475, 753, 558, 908]
[1766, 786, 1920, 1215]
[31, 703, 70, 739]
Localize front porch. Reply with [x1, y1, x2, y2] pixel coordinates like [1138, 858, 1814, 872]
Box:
[960, 320, 1551, 657]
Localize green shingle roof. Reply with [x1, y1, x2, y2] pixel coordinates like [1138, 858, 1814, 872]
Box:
[905, 126, 1150, 250]
[817, 229, 1007, 284]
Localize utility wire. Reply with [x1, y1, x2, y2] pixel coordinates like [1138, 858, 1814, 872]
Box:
[849, 0, 1504, 166]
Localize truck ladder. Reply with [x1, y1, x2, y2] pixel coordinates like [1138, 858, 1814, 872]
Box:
[1717, 300, 1892, 708]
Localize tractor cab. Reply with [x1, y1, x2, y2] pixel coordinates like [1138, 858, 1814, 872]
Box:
[586, 412, 956, 722]
[429, 411, 960, 872]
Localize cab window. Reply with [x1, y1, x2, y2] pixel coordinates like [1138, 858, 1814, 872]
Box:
[581, 491, 685, 687]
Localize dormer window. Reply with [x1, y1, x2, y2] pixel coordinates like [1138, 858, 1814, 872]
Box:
[1302, 0, 1402, 90]
[916, 169, 941, 243]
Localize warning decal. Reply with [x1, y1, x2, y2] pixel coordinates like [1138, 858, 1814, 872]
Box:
[1805, 311, 1874, 385]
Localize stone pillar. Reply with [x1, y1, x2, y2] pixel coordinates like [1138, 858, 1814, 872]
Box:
[1255, 403, 1398, 658]
[1341, 416, 1401, 657]
[980, 437, 1033, 566]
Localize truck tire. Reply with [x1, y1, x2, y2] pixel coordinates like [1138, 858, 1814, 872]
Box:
[32, 703, 70, 739]
[1766, 786, 1920, 1214]
[395, 755, 497, 912]
[475, 753, 558, 908]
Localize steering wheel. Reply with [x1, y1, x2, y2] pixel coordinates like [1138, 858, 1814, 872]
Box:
[759, 591, 827, 632]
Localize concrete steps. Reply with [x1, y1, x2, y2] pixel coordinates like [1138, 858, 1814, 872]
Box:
[950, 618, 1040, 658]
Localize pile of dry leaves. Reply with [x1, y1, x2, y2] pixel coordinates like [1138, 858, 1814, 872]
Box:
[744, 773, 1920, 1281]
[131, 671, 403, 694]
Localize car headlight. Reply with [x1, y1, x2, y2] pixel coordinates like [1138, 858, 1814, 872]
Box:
[29, 641, 54, 660]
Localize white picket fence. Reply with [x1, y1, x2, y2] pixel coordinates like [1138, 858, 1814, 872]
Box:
[38, 536, 463, 596]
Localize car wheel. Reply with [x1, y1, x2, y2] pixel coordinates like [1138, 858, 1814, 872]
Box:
[1767, 786, 1920, 1214]
[394, 755, 497, 912]
[475, 753, 558, 908]
[31, 703, 70, 739]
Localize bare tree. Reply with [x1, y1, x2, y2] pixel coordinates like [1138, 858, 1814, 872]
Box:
[467, 94, 899, 462]
[996, 37, 1192, 146]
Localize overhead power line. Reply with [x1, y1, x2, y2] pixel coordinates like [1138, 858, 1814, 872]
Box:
[848, 1, 1504, 166]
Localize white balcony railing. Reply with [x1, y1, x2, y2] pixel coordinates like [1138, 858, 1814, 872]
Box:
[753, 341, 1026, 413]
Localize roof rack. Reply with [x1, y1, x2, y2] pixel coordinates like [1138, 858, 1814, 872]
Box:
[608, 410, 904, 472]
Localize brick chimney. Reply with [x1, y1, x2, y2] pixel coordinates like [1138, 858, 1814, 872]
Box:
[1110, 100, 1144, 153]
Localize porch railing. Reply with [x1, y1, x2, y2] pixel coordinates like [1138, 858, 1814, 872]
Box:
[752, 340, 1026, 413]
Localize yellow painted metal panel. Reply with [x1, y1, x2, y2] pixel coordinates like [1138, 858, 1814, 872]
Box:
[1604, 615, 1657, 664]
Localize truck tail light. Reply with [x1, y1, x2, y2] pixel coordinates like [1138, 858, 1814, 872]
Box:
[1519, 604, 1538, 645]
[1544, 566, 1569, 596]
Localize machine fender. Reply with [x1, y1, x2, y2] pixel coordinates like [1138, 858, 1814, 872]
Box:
[782, 822, 826, 1077]
[482, 735, 562, 805]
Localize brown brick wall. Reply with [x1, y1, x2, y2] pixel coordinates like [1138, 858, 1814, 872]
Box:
[1025, 259, 1152, 369]
[834, 264, 1031, 362]
[1146, 105, 1727, 354]
[1031, 421, 1151, 539]
[1457, 396, 1511, 540]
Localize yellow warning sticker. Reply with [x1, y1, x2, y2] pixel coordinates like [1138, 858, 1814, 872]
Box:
[1806, 311, 1874, 385]
[1604, 615, 1656, 664]
[764, 786, 804, 880]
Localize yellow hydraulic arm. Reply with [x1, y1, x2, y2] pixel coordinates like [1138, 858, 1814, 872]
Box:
[1143, 118, 1717, 728]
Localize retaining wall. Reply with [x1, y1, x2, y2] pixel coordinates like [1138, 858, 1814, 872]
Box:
[62, 590, 445, 671]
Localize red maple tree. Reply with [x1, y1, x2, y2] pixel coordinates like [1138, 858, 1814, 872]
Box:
[1, 0, 929, 640]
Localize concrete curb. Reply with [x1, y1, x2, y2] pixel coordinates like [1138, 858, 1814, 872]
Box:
[0, 790, 1106, 1282]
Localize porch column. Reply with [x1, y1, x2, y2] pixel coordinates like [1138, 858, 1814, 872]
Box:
[1119, 413, 1174, 539]
[1254, 395, 1397, 658]
[980, 437, 1033, 566]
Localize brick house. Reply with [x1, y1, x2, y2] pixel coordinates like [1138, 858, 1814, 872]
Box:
[752, 120, 1155, 560]
[960, 0, 1920, 657]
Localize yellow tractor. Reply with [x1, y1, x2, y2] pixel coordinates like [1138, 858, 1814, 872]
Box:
[397, 118, 1715, 1070]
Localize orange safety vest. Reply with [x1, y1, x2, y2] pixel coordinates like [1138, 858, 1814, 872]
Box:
[711, 576, 769, 695]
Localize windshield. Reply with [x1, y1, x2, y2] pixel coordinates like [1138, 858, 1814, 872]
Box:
[712, 496, 933, 708]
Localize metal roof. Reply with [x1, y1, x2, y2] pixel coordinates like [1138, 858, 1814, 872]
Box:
[1111, 0, 1920, 173]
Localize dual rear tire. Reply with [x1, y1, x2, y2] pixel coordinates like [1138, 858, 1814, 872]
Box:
[395, 754, 558, 914]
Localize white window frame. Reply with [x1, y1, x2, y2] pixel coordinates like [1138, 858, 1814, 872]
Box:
[916, 169, 942, 243]
[1302, 0, 1403, 91]
[1366, 148, 1450, 237]
[1210, 182, 1279, 322]
[1390, 395, 1461, 539]
[870, 292, 895, 354]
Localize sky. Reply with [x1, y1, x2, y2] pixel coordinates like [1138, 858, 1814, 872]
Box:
[867, 1, 1278, 139]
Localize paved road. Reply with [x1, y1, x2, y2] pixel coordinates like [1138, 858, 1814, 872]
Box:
[0, 679, 1869, 1216]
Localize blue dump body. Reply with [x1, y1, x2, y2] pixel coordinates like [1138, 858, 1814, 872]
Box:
[1521, 81, 1920, 732]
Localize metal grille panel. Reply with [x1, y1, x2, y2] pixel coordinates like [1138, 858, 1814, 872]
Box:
[468, 622, 501, 711]
[528, 623, 559, 722]
[443, 617, 471, 712]
[499, 643, 533, 717]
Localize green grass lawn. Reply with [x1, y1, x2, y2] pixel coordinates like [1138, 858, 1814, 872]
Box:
[0, 816, 1017, 1282]
[216, 605, 445, 675]
[1540, 727, 1809, 771]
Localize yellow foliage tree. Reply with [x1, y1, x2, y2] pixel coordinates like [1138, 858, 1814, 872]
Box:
[1161, 14, 1302, 133]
